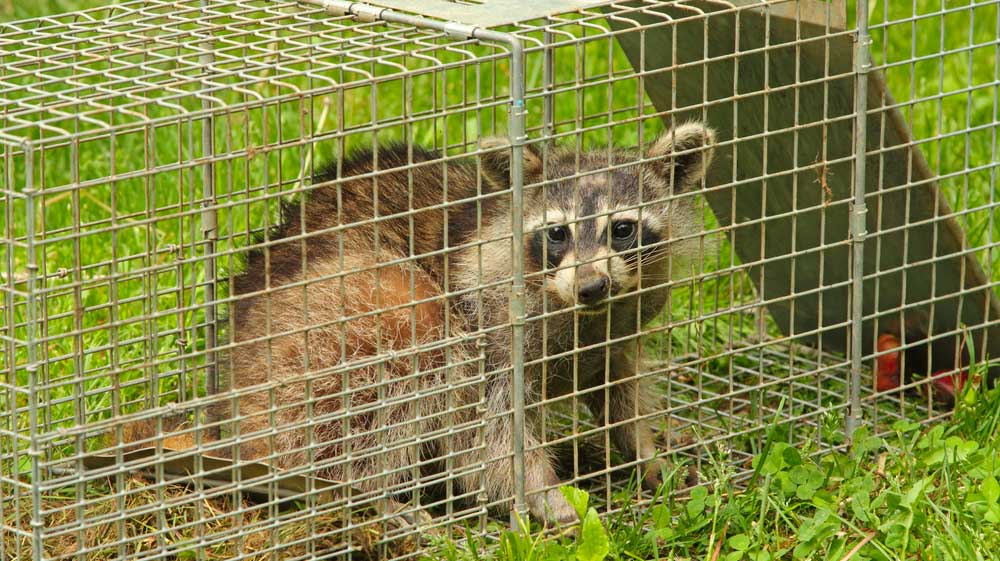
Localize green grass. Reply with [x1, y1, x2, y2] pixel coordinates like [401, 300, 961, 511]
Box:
[870, 0, 1000, 276]
[2, 0, 1000, 560]
[0, 0, 107, 20]
[425, 362, 1000, 561]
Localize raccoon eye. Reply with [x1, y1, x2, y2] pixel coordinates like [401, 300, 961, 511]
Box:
[611, 220, 636, 241]
[547, 225, 569, 244]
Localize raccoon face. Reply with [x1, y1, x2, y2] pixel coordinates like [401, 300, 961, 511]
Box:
[527, 205, 654, 313]
[481, 123, 715, 313]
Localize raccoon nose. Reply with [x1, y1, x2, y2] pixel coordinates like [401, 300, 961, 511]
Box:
[577, 275, 610, 306]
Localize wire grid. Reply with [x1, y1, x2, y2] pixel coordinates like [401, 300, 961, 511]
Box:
[1, 0, 997, 559]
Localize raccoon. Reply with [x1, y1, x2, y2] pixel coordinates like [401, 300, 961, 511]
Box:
[205, 122, 714, 526]
[450, 123, 716, 522]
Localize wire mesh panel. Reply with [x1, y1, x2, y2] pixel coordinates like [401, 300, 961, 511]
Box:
[2, 0, 999, 560]
[504, 0, 860, 510]
[0, 1, 518, 558]
[864, 0, 1000, 427]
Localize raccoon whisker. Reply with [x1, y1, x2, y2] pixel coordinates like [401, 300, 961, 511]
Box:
[637, 268, 697, 278]
[637, 245, 679, 260]
[634, 275, 701, 285]
[630, 251, 697, 272]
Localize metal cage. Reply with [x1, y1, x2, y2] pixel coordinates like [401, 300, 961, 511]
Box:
[2, 0, 998, 559]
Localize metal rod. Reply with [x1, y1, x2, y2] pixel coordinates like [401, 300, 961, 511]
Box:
[22, 141, 43, 561]
[847, 0, 872, 441]
[506, 38, 529, 529]
[200, 0, 220, 439]
[543, 27, 555, 141]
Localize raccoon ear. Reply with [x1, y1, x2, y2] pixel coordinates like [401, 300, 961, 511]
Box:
[645, 122, 716, 192]
[477, 137, 543, 188]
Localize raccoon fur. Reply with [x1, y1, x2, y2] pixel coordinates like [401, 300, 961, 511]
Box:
[218, 143, 498, 516]
[163, 123, 715, 526]
[450, 123, 716, 522]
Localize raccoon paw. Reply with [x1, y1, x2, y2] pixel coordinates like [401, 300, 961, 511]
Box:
[528, 488, 579, 527]
[641, 457, 669, 491]
[641, 458, 700, 493]
[383, 501, 436, 538]
[682, 464, 701, 489]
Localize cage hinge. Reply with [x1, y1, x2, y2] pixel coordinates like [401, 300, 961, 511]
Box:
[850, 202, 868, 242]
[509, 98, 528, 141]
[312, 0, 355, 17]
[351, 3, 384, 23]
[316, 0, 354, 16]
[853, 35, 872, 74]
[509, 286, 526, 325]
[201, 204, 218, 241]
[311, 1, 383, 22]
[443, 21, 479, 40]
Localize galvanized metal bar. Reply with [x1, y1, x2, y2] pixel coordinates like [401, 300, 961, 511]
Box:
[505, 38, 529, 528]
[200, 0, 220, 436]
[542, 27, 555, 141]
[847, 0, 871, 440]
[992, 1, 1000, 288]
[21, 141, 43, 561]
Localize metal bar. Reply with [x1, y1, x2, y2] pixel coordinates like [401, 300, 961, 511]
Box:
[848, 0, 872, 440]
[542, 26, 555, 141]
[200, 0, 220, 438]
[506, 38, 529, 528]
[21, 141, 43, 561]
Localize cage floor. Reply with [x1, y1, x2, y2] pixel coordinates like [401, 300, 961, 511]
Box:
[12, 341, 948, 561]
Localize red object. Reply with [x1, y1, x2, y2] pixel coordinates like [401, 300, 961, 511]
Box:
[875, 330, 969, 400]
[876, 333, 902, 391]
[931, 368, 968, 398]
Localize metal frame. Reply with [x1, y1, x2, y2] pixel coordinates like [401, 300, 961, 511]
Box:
[2, 0, 997, 559]
[849, 0, 871, 438]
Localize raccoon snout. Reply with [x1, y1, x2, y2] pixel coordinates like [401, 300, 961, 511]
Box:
[577, 274, 610, 306]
